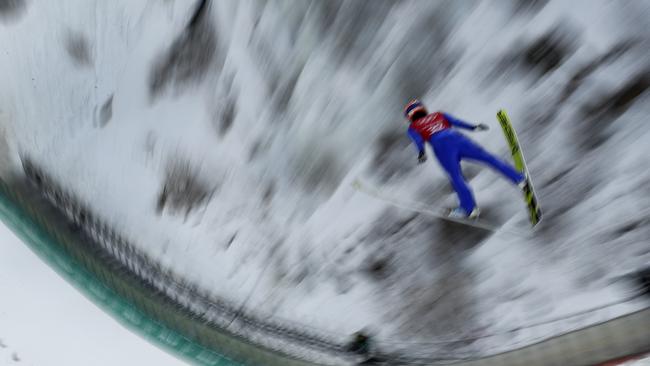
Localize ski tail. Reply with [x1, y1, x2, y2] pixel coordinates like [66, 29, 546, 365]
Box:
[351, 179, 530, 236]
[496, 109, 543, 227]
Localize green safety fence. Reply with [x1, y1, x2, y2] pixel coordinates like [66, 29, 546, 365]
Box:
[0, 178, 241, 366]
[0, 176, 322, 366]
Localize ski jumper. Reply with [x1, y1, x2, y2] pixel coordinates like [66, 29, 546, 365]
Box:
[408, 112, 524, 215]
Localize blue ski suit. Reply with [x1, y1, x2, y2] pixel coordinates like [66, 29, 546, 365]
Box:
[408, 112, 524, 215]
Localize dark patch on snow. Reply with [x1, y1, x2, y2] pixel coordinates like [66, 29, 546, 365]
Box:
[262, 181, 275, 205]
[225, 232, 236, 250]
[541, 166, 573, 188]
[395, 59, 449, 105]
[522, 29, 576, 77]
[156, 156, 214, 220]
[0, 0, 26, 23]
[288, 246, 320, 291]
[300, 149, 344, 194]
[215, 97, 236, 137]
[484, 53, 519, 87]
[271, 251, 289, 285]
[390, 254, 482, 346]
[416, 180, 454, 206]
[385, 3, 470, 101]
[511, 0, 549, 15]
[363, 2, 468, 93]
[248, 139, 264, 162]
[634, 266, 650, 296]
[486, 25, 578, 85]
[327, 1, 396, 63]
[293, 265, 311, 285]
[187, 0, 209, 29]
[522, 102, 559, 133]
[364, 256, 393, 281]
[356, 206, 487, 344]
[272, 68, 302, 116]
[522, 41, 638, 151]
[536, 162, 601, 240]
[11, 352, 20, 362]
[582, 71, 649, 120]
[310, 1, 343, 37]
[144, 131, 157, 161]
[267, 238, 283, 257]
[393, 7, 461, 103]
[370, 129, 415, 183]
[361, 209, 418, 245]
[575, 265, 608, 288]
[99, 94, 113, 127]
[432, 221, 491, 255]
[517, 104, 559, 156]
[577, 69, 649, 151]
[250, 19, 303, 119]
[398, 2, 472, 101]
[612, 219, 643, 237]
[250, 34, 282, 97]
[560, 40, 638, 103]
[333, 272, 354, 294]
[64, 31, 93, 67]
[149, 0, 218, 101]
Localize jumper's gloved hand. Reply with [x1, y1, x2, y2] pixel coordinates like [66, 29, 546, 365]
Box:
[474, 123, 489, 131]
[418, 151, 427, 164]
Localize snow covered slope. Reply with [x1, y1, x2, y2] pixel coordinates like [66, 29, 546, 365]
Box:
[0, 0, 649, 359]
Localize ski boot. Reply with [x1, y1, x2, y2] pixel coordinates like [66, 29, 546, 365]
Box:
[448, 207, 480, 219]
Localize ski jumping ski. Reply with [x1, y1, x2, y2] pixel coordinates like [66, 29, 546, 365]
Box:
[497, 109, 543, 227]
[351, 179, 529, 236]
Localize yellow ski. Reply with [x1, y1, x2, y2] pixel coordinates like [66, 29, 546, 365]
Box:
[497, 109, 542, 227]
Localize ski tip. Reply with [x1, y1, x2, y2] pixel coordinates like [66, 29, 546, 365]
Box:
[496, 109, 510, 122]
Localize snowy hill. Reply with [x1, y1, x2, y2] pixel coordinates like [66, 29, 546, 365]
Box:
[1, 0, 649, 360]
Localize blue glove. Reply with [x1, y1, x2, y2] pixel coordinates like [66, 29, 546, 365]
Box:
[418, 151, 427, 164]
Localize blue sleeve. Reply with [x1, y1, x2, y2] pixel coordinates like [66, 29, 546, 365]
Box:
[407, 127, 425, 154]
[443, 113, 476, 130]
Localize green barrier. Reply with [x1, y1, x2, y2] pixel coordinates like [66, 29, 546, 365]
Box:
[0, 179, 241, 366]
[0, 175, 325, 366]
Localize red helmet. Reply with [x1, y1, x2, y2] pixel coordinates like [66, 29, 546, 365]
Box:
[404, 99, 426, 119]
